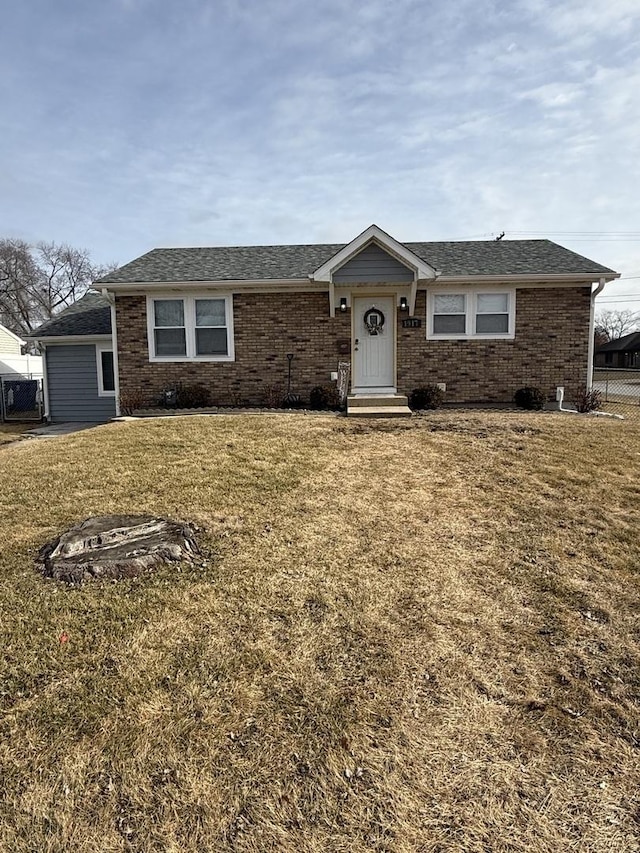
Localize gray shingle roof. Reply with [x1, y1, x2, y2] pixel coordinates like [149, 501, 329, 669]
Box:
[36, 239, 617, 339]
[98, 239, 616, 284]
[32, 291, 111, 338]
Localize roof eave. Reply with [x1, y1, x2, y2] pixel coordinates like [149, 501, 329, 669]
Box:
[100, 278, 319, 292]
[433, 272, 620, 284]
[27, 334, 112, 344]
[98, 271, 620, 291]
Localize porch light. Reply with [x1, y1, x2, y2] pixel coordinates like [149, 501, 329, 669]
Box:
[339, 297, 348, 312]
[399, 296, 408, 311]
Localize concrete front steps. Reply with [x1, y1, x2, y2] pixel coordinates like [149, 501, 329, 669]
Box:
[347, 394, 412, 418]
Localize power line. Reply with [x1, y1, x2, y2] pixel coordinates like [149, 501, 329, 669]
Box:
[441, 231, 640, 243]
[505, 230, 640, 236]
[551, 238, 640, 241]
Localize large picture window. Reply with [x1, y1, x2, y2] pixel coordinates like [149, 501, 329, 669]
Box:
[147, 294, 234, 361]
[428, 290, 515, 339]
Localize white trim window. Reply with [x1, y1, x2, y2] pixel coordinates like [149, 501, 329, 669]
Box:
[428, 289, 515, 340]
[96, 344, 116, 396]
[146, 294, 235, 361]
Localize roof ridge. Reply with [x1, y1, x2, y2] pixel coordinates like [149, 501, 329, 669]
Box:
[148, 242, 346, 251]
[147, 238, 557, 251]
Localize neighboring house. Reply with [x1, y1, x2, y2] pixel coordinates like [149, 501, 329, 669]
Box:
[0, 322, 43, 378]
[0, 323, 23, 356]
[31, 225, 619, 422]
[595, 331, 640, 368]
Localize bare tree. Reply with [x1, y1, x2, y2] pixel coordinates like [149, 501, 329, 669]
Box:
[594, 308, 640, 342]
[0, 239, 40, 336]
[0, 239, 115, 336]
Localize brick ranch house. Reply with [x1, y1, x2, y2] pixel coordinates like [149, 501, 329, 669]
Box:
[31, 225, 619, 421]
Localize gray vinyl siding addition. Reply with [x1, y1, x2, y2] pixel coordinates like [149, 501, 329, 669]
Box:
[332, 243, 415, 283]
[46, 345, 115, 422]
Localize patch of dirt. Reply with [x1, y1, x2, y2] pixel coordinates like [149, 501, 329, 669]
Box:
[335, 417, 542, 438]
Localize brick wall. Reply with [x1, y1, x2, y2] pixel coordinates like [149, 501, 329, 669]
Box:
[116, 285, 592, 407]
[116, 292, 351, 407]
[398, 287, 592, 402]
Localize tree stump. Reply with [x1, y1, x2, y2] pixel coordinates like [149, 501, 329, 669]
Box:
[37, 515, 200, 584]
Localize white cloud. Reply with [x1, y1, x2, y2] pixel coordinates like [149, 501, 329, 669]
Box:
[0, 0, 639, 307]
[519, 81, 585, 108]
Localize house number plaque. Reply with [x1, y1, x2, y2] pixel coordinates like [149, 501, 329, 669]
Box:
[402, 318, 422, 328]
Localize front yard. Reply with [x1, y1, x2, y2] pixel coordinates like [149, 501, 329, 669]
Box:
[0, 412, 638, 852]
[0, 423, 33, 445]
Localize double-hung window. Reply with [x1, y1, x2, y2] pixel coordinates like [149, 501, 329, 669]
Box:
[475, 293, 509, 334]
[194, 298, 228, 356]
[153, 299, 187, 357]
[147, 294, 234, 361]
[432, 294, 467, 335]
[428, 290, 515, 339]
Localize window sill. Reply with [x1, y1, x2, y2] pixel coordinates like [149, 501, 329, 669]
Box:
[148, 355, 235, 363]
[426, 333, 515, 341]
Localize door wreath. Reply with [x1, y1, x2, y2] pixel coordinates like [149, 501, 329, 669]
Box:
[364, 307, 385, 336]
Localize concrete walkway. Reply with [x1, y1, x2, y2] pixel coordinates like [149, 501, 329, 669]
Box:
[25, 422, 102, 438]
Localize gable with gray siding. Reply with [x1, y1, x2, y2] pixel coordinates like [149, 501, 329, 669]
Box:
[332, 243, 414, 283]
[46, 345, 115, 423]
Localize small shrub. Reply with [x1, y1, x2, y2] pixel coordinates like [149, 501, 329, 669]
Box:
[408, 386, 444, 411]
[262, 384, 284, 408]
[159, 388, 178, 408]
[175, 383, 211, 408]
[574, 385, 602, 413]
[309, 385, 342, 410]
[119, 388, 146, 415]
[514, 386, 545, 411]
[282, 393, 306, 409]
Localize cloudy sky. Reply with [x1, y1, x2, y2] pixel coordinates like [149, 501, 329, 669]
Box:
[1, 0, 639, 311]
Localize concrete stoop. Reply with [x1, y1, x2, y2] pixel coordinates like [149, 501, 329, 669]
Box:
[346, 394, 412, 418]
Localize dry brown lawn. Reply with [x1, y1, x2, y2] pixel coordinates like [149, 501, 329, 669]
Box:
[0, 411, 638, 852]
[0, 423, 33, 445]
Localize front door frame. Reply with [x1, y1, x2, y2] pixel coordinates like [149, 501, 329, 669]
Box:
[351, 293, 397, 395]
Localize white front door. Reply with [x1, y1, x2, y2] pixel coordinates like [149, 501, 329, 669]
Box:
[353, 296, 395, 392]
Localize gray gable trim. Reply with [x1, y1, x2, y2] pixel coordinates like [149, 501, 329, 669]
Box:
[31, 291, 112, 339]
[97, 239, 617, 285]
[333, 242, 415, 283]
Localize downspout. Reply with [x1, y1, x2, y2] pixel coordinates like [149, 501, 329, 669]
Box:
[587, 277, 606, 390]
[101, 288, 121, 417]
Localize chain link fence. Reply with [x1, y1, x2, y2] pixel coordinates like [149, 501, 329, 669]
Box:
[592, 368, 640, 420]
[0, 374, 44, 422]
